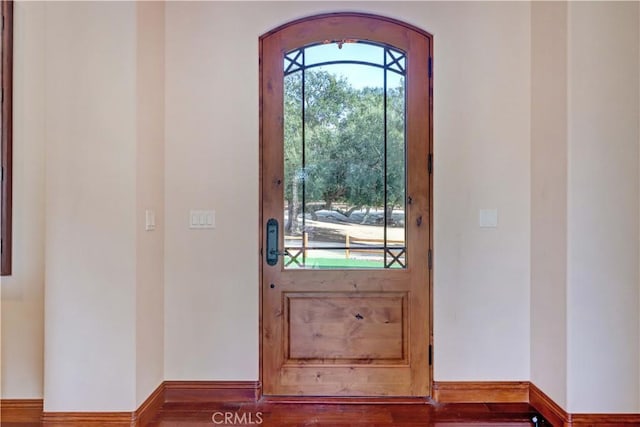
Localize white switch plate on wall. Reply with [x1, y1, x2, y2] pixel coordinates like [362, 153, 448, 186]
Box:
[189, 210, 215, 229]
[145, 209, 156, 231]
[479, 209, 498, 228]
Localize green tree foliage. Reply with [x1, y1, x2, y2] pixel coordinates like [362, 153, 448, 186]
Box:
[284, 68, 405, 232]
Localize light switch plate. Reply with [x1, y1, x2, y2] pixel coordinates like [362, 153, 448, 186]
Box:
[479, 209, 498, 228]
[145, 209, 156, 231]
[190, 210, 215, 229]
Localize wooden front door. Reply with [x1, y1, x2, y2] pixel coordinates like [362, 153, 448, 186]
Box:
[260, 13, 432, 397]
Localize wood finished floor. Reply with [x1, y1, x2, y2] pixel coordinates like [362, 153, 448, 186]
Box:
[0, 402, 542, 427]
[146, 402, 540, 426]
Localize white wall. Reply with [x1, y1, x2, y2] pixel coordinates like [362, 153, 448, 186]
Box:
[164, 1, 531, 382]
[567, 1, 640, 413]
[43, 1, 138, 411]
[0, 1, 45, 399]
[530, 1, 568, 409]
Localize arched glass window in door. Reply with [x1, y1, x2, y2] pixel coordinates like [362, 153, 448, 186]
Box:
[283, 41, 407, 269]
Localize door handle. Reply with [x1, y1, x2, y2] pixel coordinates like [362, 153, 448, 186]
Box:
[266, 218, 282, 266]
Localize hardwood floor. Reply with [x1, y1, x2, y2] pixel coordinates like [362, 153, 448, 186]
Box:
[146, 401, 539, 426]
[1, 402, 541, 426]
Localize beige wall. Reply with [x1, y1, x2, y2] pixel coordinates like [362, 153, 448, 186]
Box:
[136, 1, 165, 407]
[164, 0, 262, 380]
[0, 1, 45, 399]
[43, 1, 138, 411]
[530, 0, 640, 413]
[530, 1, 568, 409]
[427, 1, 531, 380]
[164, 0, 532, 382]
[41, 0, 166, 411]
[567, 1, 640, 413]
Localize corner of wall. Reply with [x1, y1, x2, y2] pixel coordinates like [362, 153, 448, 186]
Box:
[530, 0, 568, 409]
[135, 0, 166, 407]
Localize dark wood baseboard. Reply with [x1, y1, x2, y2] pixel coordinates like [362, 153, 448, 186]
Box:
[432, 381, 530, 403]
[529, 382, 640, 426]
[41, 411, 135, 426]
[40, 382, 164, 427]
[134, 382, 165, 427]
[569, 413, 640, 425]
[164, 381, 261, 403]
[528, 382, 567, 427]
[0, 398, 43, 423]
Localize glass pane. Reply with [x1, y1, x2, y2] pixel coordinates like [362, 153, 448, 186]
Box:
[386, 71, 406, 268]
[305, 42, 384, 67]
[283, 42, 406, 269]
[284, 72, 304, 248]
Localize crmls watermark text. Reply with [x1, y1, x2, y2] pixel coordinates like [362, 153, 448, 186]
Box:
[212, 411, 264, 425]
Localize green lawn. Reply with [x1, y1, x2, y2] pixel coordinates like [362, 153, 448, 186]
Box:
[284, 256, 403, 269]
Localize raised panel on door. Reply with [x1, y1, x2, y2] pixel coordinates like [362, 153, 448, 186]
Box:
[285, 292, 408, 362]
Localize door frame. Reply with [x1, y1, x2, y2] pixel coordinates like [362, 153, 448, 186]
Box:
[258, 12, 433, 400]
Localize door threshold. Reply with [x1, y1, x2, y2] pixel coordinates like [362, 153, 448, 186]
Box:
[259, 395, 432, 405]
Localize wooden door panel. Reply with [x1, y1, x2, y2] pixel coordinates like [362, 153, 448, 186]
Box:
[286, 292, 407, 361]
[278, 366, 413, 396]
[260, 13, 432, 397]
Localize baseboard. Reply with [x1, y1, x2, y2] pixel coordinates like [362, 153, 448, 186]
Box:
[133, 382, 165, 427]
[41, 411, 135, 426]
[0, 398, 43, 423]
[529, 382, 640, 426]
[432, 381, 529, 403]
[12, 381, 257, 426]
[528, 382, 567, 427]
[164, 381, 261, 403]
[569, 413, 640, 425]
[40, 382, 164, 427]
